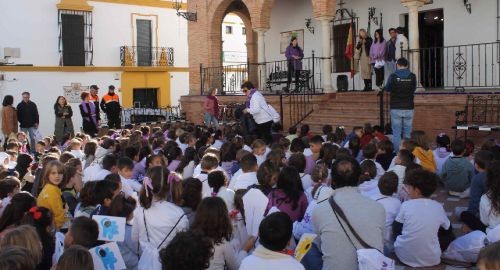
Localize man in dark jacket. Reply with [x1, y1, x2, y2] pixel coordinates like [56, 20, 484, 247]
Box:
[16, 91, 39, 151]
[100, 85, 122, 129]
[385, 58, 417, 151]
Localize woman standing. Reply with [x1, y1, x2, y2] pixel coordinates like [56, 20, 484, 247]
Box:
[54, 96, 74, 144]
[242, 81, 273, 145]
[203, 88, 219, 129]
[2, 95, 17, 146]
[285, 36, 304, 92]
[355, 29, 373, 91]
[370, 29, 386, 90]
[79, 92, 99, 137]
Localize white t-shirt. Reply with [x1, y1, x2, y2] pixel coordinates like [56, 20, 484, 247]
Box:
[362, 159, 385, 180]
[394, 198, 450, 267]
[358, 179, 379, 199]
[229, 172, 257, 191]
[480, 194, 500, 233]
[120, 175, 141, 200]
[299, 173, 313, 192]
[216, 187, 235, 211]
[239, 247, 304, 270]
[212, 140, 224, 150]
[372, 193, 402, 250]
[194, 172, 211, 198]
[83, 164, 110, 182]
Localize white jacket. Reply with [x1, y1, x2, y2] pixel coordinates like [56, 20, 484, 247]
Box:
[247, 91, 273, 124]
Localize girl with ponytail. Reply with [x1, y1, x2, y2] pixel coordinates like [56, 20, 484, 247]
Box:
[133, 166, 188, 270]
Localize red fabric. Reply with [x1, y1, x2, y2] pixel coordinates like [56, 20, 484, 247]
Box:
[360, 134, 374, 148]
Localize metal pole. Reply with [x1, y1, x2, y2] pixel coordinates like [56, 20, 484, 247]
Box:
[312, 50, 315, 93]
[200, 63, 203, 95]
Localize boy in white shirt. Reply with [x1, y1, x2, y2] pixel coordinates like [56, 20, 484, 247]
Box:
[117, 157, 140, 200]
[288, 153, 313, 191]
[194, 153, 219, 198]
[228, 154, 258, 191]
[371, 171, 401, 253]
[393, 168, 452, 268]
[389, 149, 414, 200]
[252, 139, 269, 167]
[240, 212, 305, 270]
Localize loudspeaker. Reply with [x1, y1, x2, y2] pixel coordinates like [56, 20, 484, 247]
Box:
[337, 75, 348, 92]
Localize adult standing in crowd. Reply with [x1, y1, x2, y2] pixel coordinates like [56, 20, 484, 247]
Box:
[203, 87, 219, 129]
[385, 58, 417, 152]
[242, 81, 273, 145]
[89, 84, 101, 125]
[313, 156, 385, 270]
[2, 95, 17, 147]
[285, 36, 304, 93]
[385, 28, 398, 81]
[79, 92, 99, 137]
[54, 96, 74, 144]
[100, 85, 122, 129]
[16, 92, 39, 151]
[370, 29, 386, 90]
[395, 27, 409, 60]
[355, 29, 373, 91]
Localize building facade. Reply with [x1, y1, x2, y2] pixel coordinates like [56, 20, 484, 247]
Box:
[0, 0, 190, 137]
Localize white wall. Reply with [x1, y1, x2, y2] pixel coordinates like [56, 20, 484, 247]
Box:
[0, 72, 120, 137]
[222, 14, 247, 64]
[0, 0, 188, 66]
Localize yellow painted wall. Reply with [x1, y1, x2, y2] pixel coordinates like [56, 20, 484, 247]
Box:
[121, 71, 170, 108]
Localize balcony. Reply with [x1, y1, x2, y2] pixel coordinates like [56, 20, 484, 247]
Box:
[120, 46, 174, 67]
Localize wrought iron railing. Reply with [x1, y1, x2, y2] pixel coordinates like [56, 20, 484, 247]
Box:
[117, 106, 185, 125]
[200, 52, 323, 95]
[404, 42, 500, 90]
[120, 46, 174, 67]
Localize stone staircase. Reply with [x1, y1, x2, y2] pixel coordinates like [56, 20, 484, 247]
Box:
[300, 92, 386, 134]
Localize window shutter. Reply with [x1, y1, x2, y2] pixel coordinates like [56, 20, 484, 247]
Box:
[61, 14, 85, 66]
[136, 19, 152, 66]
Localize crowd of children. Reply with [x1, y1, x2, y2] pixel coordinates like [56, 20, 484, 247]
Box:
[0, 121, 499, 270]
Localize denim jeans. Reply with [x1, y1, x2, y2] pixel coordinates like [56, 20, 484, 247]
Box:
[21, 127, 37, 152]
[391, 109, 414, 152]
[203, 112, 219, 129]
[384, 60, 396, 82]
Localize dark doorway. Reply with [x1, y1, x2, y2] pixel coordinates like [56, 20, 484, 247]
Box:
[404, 9, 444, 88]
[133, 88, 158, 108]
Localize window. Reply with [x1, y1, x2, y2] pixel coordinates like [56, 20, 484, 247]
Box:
[58, 10, 93, 66]
[136, 19, 152, 66]
[225, 26, 233, 34]
[332, 23, 356, 73]
[242, 27, 246, 35]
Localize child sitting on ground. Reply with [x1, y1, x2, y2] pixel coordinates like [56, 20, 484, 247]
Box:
[288, 153, 313, 191]
[228, 154, 258, 191]
[361, 143, 385, 179]
[240, 212, 305, 270]
[393, 168, 453, 268]
[358, 160, 378, 199]
[252, 139, 269, 166]
[208, 170, 235, 211]
[440, 139, 475, 198]
[433, 133, 451, 174]
[411, 130, 437, 173]
[372, 171, 401, 253]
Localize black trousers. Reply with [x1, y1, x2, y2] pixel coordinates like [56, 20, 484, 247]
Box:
[107, 114, 121, 129]
[374, 66, 385, 87]
[256, 120, 273, 145]
[287, 61, 300, 90]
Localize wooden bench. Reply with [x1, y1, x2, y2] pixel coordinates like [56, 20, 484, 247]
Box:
[265, 69, 311, 92]
[453, 95, 500, 139]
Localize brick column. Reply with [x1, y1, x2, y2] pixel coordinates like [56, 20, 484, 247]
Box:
[318, 17, 334, 92]
[254, 27, 268, 89]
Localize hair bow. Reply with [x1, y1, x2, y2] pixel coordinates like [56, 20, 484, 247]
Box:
[29, 207, 42, 220]
[143, 176, 154, 198]
[438, 132, 446, 137]
[167, 172, 181, 184]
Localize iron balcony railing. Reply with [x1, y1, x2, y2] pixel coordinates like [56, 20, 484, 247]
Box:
[200, 51, 323, 95]
[120, 46, 174, 67]
[404, 42, 500, 90]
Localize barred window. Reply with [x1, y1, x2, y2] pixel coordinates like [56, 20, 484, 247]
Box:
[58, 10, 93, 66]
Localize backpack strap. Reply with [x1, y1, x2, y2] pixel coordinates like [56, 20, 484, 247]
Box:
[143, 208, 150, 242]
[328, 196, 379, 251]
[157, 213, 186, 249]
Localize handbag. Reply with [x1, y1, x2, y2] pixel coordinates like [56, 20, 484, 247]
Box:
[328, 197, 395, 270]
